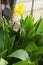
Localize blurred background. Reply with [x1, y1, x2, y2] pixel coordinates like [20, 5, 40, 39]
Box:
[16, 0, 43, 20]
[0, 0, 43, 21]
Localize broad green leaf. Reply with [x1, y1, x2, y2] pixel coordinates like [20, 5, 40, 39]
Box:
[25, 42, 38, 53]
[36, 19, 43, 34]
[13, 59, 28, 65]
[33, 46, 43, 56]
[0, 58, 8, 65]
[8, 49, 29, 61]
[31, 46, 43, 62]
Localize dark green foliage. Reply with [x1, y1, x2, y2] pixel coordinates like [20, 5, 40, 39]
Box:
[0, 16, 43, 65]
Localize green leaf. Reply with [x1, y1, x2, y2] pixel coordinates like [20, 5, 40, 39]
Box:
[13, 59, 28, 65]
[36, 19, 43, 34]
[20, 17, 25, 28]
[0, 49, 7, 58]
[8, 36, 15, 54]
[8, 49, 29, 61]
[2, 17, 9, 33]
[34, 17, 42, 32]
[20, 16, 34, 38]
[25, 16, 34, 30]
[25, 15, 34, 32]
[3, 33, 10, 51]
[25, 42, 38, 53]
[0, 27, 4, 52]
[33, 46, 43, 56]
[31, 55, 41, 62]
[0, 58, 8, 65]
[31, 46, 43, 62]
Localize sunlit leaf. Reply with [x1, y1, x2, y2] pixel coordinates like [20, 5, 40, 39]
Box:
[0, 58, 8, 65]
[8, 49, 29, 61]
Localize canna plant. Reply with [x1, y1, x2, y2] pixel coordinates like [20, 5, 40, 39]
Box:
[0, 16, 43, 65]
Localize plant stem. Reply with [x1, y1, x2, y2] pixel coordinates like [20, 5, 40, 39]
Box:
[31, 0, 34, 16]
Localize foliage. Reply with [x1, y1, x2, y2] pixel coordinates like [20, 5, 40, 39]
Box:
[0, 16, 43, 65]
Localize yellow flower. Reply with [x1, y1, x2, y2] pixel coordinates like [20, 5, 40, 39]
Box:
[13, 3, 24, 16]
